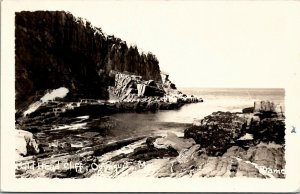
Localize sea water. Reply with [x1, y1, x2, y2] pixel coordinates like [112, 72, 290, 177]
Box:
[108, 88, 285, 139]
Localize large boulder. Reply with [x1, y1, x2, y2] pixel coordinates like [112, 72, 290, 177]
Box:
[112, 73, 140, 98]
[111, 73, 165, 99]
[137, 83, 164, 97]
[184, 111, 247, 156]
[248, 117, 285, 144]
[252, 101, 284, 118]
[243, 101, 284, 117]
[242, 101, 285, 144]
[15, 130, 40, 156]
[153, 132, 196, 152]
[254, 101, 276, 112]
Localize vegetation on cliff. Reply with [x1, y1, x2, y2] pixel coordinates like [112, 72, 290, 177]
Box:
[15, 11, 161, 110]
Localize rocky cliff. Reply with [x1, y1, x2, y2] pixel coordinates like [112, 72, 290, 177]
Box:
[15, 11, 162, 110]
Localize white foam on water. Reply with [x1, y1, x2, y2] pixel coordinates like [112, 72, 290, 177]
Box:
[23, 87, 69, 116]
[51, 122, 87, 131]
[23, 101, 43, 116]
[106, 99, 118, 103]
[40, 87, 69, 102]
[76, 115, 89, 119]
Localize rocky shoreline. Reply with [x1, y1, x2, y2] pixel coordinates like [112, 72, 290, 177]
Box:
[15, 70, 204, 178]
[15, 100, 285, 179]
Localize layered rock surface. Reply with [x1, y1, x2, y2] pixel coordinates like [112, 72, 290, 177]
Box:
[16, 101, 285, 179]
[108, 72, 202, 111]
[184, 101, 285, 156]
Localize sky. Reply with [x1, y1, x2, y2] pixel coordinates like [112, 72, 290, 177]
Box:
[5, 1, 300, 88]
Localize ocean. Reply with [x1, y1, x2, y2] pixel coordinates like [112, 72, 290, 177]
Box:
[108, 88, 285, 140]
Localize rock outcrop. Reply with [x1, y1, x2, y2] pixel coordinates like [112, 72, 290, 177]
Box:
[15, 101, 285, 179]
[184, 101, 285, 156]
[109, 72, 165, 100]
[86, 135, 284, 178]
[152, 132, 196, 152]
[108, 72, 202, 109]
[184, 111, 247, 156]
[15, 11, 203, 117]
[15, 11, 162, 111]
[15, 130, 40, 156]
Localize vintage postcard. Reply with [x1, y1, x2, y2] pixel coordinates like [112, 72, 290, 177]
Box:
[1, 0, 300, 192]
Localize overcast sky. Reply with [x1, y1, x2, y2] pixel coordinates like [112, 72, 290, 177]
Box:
[6, 1, 300, 88]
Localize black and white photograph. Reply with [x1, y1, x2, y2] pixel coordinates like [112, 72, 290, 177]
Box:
[1, 0, 300, 192]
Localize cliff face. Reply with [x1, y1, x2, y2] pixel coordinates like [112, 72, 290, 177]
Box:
[15, 11, 162, 110]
